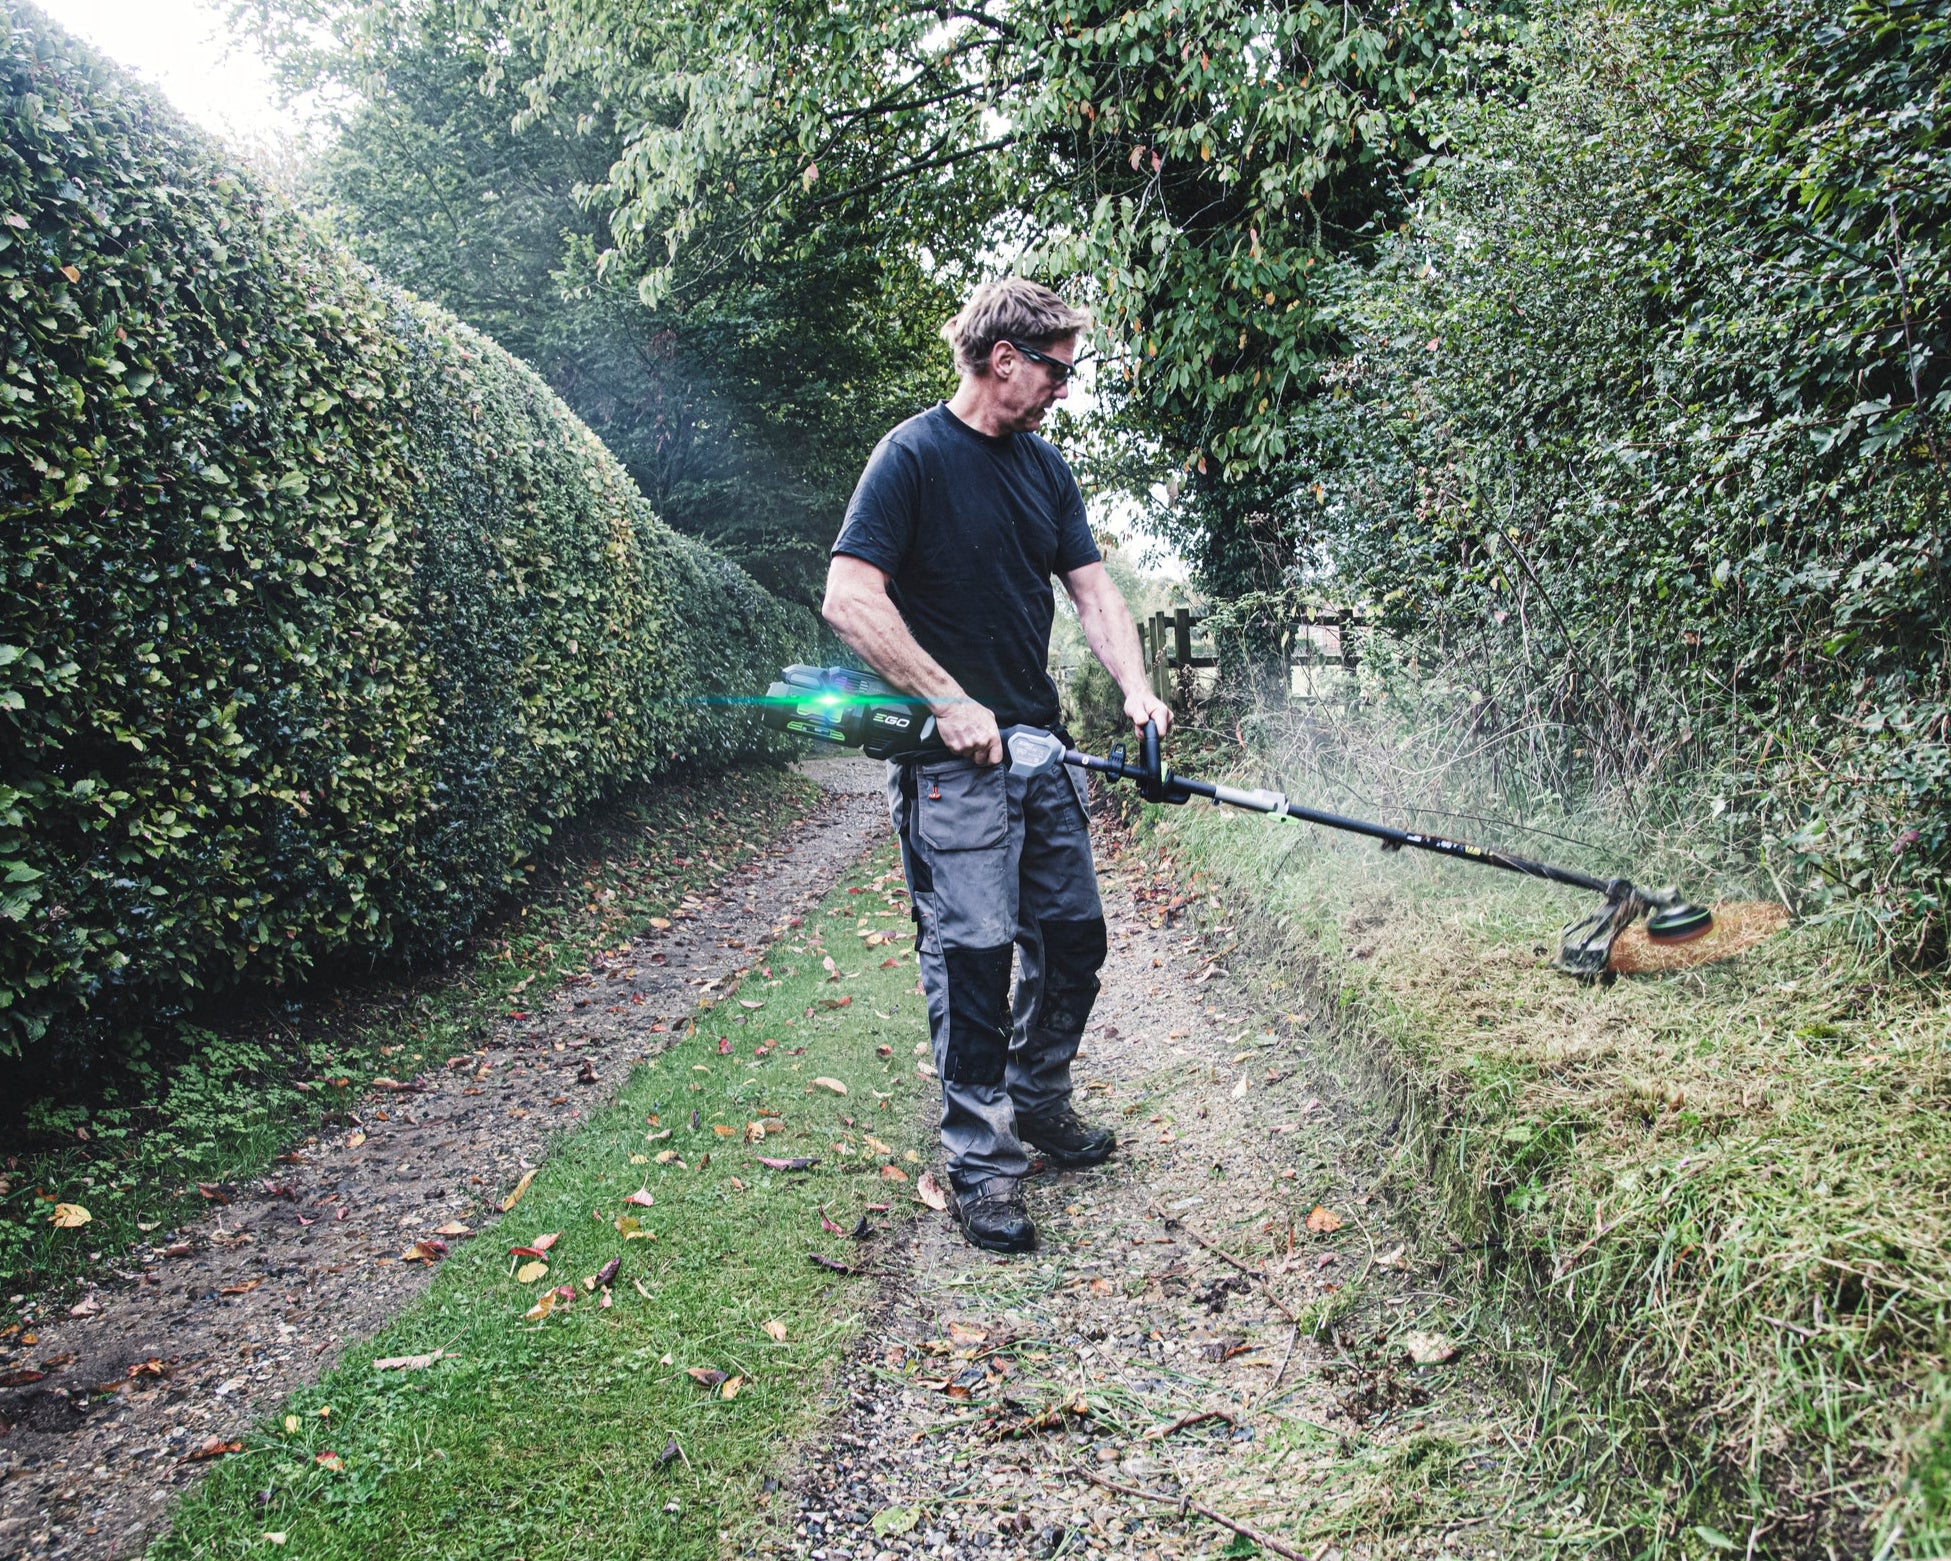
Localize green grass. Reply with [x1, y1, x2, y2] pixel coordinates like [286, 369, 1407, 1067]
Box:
[1125, 765, 1951, 1558]
[151, 846, 925, 1560]
[0, 766, 820, 1313]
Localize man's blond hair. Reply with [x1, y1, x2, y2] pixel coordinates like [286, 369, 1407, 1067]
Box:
[941, 278, 1091, 377]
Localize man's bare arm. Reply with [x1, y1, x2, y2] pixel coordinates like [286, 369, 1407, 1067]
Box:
[1062, 561, 1173, 738]
[822, 554, 1004, 764]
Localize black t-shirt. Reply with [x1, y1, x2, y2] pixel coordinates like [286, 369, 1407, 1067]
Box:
[832, 403, 1101, 729]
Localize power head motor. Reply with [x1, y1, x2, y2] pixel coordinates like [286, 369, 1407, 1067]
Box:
[761, 665, 945, 760]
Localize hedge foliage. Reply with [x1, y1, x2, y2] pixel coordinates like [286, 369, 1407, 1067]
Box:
[0, 1, 810, 1058]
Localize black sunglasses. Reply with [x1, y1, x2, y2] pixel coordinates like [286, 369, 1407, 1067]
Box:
[1006, 340, 1088, 383]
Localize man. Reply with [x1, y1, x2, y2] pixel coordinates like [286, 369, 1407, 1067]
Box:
[823, 277, 1172, 1252]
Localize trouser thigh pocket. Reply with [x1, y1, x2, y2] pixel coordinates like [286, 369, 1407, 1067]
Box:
[917, 760, 1009, 851]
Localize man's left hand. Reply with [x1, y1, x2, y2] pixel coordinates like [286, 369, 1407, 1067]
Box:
[1125, 690, 1173, 739]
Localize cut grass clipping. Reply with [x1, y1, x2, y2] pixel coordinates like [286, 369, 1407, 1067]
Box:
[155, 848, 924, 1559]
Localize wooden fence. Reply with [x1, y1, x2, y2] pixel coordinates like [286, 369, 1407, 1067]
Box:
[1131, 607, 1368, 704]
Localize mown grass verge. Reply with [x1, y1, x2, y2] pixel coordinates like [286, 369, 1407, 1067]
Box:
[1, 765, 820, 1312]
[1123, 774, 1951, 1559]
[151, 844, 924, 1560]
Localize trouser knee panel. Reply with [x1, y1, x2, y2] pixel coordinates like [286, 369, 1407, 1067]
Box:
[1036, 915, 1107, 1034]
[942, 943, 1013, 1086]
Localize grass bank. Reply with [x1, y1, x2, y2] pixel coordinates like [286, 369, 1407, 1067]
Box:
[1126, 762, 1951, 1559]
[151, 845, 925, 1559]
[1, 766, 820, 1313]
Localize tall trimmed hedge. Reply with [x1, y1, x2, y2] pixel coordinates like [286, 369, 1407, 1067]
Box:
[0, 2, 811, 1058]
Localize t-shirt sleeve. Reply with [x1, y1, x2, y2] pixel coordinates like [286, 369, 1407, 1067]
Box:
[831, 433, 920, 575]
[1051, 453, 1100, 573]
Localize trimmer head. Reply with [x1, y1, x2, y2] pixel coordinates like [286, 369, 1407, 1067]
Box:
[1645, 903, 1714, 943]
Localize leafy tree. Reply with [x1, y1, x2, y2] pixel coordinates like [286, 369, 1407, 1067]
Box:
[247, 0, 955, 604]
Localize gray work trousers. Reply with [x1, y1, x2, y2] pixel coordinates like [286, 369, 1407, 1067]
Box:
[887, 733, 1108, 1190]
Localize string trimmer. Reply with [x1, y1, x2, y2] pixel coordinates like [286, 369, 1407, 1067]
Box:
[762, 665, 1721, 977]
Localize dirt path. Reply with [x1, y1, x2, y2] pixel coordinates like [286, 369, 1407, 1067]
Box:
[757, 814, 1535, 1561]
[0, 759, 888, 1560]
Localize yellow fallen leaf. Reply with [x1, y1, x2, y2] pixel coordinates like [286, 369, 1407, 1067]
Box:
[721, 1375, 743, 1399]
[433, 1221, 473, 1237]
[525, 1291, 556, 1322]
[763, 1319, 788, 1342]
[745, 1122, 766, 1143]
[501, 1169, 536, 1211]
[630, 1153, 648, 1165]
[345, 1132, 366, 1148]
[49, 1203, 90, 1229]
[712, 1124, 735, 1138]
[284, 1415, 300, 1435]
[516, 1260, 549, 1283]
[863, 1134, 893, 1156]
[812, 1077, 848, 1096]
[655, 1150, 681, 1165]
[649, 917, 672, 930]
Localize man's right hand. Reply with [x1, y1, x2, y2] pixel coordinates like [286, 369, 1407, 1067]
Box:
[934, 699, 1003, 766]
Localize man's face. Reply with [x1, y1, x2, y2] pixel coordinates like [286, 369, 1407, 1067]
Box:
[990, 336, 1076, 433]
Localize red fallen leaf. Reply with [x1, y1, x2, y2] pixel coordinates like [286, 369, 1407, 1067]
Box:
[507, 1245, 548, 1260]
[697, 1153, 711, 1170]
[295, 1215, 316, 1226]
[185, 1437, 244, 1462]
[686, 1367, 728, 1388]
[195, 1183, 228, 1203]
[879, 1164, 909, 1183]
[335, 1209, 349, 1221]
[508, 1010, 529, 1020]
[370, 1077, 421, 1093]
[260, 1183, 296, 1200]
[865, 1202, 891, 1213]
[820, 1209, 847, 1237]
[809, 1252, 861, 1275]
[314, 1450, 343, 1471]
[552, 1285, 576, 1303]
[401, 1240, 447, 1263]
[0, 1370, 45, 1388]
[274, 1152, 305, 1164]
[717, 1037, 732, 1054]
[531, 1233, 560, 1253]
[880, 957, 899, 968]
[624, 1190, 655, 1208]
[819, 996, 853, 1010]
[220, 1278, 265, 1295]
[758, 1156, 818, 1172]
[594, 1258, 620, 1288]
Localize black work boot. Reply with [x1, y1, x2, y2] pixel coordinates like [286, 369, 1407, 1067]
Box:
[948, 1176, 1037, 1253]
[1016, 1104, 1116, 1168]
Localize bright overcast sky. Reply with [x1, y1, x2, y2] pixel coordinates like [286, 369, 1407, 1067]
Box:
[48, 0, 303, 145]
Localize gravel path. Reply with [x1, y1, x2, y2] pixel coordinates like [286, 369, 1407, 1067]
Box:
[757, 809, 1532, 1561]
[0, 758, 887, 1560]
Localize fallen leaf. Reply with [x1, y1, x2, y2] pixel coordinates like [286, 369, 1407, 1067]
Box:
[68, 1294, 101, 1318]
[916, 1172, 949, 1211]
[649, 917, 671, 930]
[812, 1077, 848, 1096]
[745, 1122, 766, 1143]
[739, 1000, 764, 1010]
[758, 1156, 818, 1172]
[372, 1350, 446, 1372]
[345, 1133, 366, 1149]
[184, 1438, 244, 1462]
[1403, 1331, 1459, 1365]
[531, 1232, 560, 1252]
[1376, 1244, 1409, 1270]
[220, 1277, 266, 1295]
[507, 1245, 549, 1260]
[862, 1134, 893, 1156]
[819, 996, 853, 1010]
[873, 1507, 921, 1537]
[524, 1291, 557, 1322]
[48, 1203, 90, 1229]
[1305, 1205, 1343, 1234]
[313, 1450, 344, 1472]
[515, 1261, 549, 1284]
[595, 1257, 621, 1288]
[820, 1209, 847, 1237]
[763, 1319, 788, 1342]
[712, 1124, 735, 1138]
[262, 1532, 287, 1546]
[809, 1252, 859, 1275]
[433, 1221, 474, 1238]
[599, 1288, 613, 1309]
[721, 1375, 743, 1399]
[501, 1169, 536, 1211]
[196, 1182, 229, 1202]
[879, 1164, 908, 1183]
[1232, 1074, 1250, 1098]
[947, 1321, 987, 1345]
[686, 1367, 728, 1389]
[625, 1189, 656, 1207]
[655, 1150, 682, 1165]
[59, 263, 80, 282]
[400, 1240, 447, 1263]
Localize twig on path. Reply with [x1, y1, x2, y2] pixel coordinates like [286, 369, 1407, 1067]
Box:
[1149, 1201, 1298, 1324]
[1141, 1407, 1237, 1442]
[1257, 1324, 1300, 1407]
[1068, 1465, 1323, 1561]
